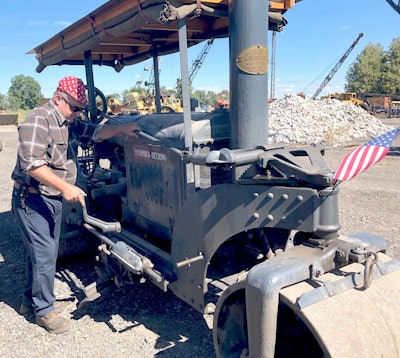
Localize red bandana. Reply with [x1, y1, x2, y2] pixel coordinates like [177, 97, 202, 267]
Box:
[56, 76, 89, 107]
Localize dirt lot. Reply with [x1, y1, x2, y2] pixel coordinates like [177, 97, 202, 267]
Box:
[0, 119, 399, 357]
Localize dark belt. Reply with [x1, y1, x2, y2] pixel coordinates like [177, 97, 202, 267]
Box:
[14, 181, 40, 194]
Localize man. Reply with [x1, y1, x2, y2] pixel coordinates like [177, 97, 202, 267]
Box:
[11, 76, 140, 334]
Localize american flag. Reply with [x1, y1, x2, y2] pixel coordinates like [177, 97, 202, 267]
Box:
[332, 127, 400, 183]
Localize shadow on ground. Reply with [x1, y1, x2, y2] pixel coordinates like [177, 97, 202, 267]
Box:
[0, 210, 215, 357]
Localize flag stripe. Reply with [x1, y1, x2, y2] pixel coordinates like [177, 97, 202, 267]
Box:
[334, 148, 359, 181]
[334, 146, 362, 181]
[346, 146, 369, 180]
[332, 126, 400, 183]
[333, 145, 389, 181]
[349, 145, 384, 180]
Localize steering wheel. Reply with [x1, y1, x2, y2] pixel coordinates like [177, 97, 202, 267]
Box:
[85, 86, 108, 123]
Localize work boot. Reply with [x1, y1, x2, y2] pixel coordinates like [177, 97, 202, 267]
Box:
[35, 310, 71, 334]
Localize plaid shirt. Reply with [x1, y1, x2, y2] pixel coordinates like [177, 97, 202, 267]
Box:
[12, 100, 78, 196]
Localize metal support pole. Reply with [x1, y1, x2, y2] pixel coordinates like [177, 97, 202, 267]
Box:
[178, 18, 192, 151]
[84, 50, 98, 122]
[270, 31, 276, 99]
[178, 18, 194, 185]
[229, 0, 269, 149]
[152, 46, 162, 113]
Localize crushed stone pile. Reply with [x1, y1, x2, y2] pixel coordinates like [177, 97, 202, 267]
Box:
[268, 94, 390, 147]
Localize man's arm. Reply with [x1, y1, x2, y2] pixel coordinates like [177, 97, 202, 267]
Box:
[29, 165, 86, 207]
[94, 121, 141, 141]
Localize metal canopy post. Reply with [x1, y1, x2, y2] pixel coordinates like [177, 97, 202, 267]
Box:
[152, 45, 162, 113]
[84, 50, 98, 122]
[177, 18, 194, 186]
[229, 0, 269, 149]
[178, 18, 192, 151]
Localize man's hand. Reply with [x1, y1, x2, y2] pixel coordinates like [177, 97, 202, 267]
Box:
[122, 123, 141, 137]
[61, 183, 87, 207]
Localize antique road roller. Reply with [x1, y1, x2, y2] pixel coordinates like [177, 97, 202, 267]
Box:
[29, 0, 400, 356]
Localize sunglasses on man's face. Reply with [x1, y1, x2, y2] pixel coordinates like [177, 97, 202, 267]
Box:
[62, 97, 83, 113]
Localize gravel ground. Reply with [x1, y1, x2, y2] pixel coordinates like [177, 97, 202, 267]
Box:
[0, 117, 399, 358]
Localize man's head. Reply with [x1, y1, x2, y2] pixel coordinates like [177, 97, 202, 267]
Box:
[53, 76, 89, 121]
[56, 76, 89, 109]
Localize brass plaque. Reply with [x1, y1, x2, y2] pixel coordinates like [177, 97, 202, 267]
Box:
[236, 45, 268, 75]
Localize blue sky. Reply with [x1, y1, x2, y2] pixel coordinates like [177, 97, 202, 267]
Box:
[0, 0, 399, 100]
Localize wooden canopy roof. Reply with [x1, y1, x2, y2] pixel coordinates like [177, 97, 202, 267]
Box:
[28, 0, 297, 73]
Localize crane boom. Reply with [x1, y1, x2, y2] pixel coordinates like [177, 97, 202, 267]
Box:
[311, 33, 364, 100]
[189, 39, 214, 83]
[176, 39, 214, 96]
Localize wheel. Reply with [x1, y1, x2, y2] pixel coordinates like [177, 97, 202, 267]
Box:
[213, 281, 249, 358]
[84, 86, 107, 123]
[94, 87, 107, 121]
[160, 106, 175, 113]
[213, 279, 323, 358]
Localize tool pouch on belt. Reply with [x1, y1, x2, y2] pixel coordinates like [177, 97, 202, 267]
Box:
[19, 185, 29, 209]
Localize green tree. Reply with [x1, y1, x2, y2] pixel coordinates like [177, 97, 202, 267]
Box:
[0, 93, 7, 110]
[192, 89, 218, 106]
[192, 89, 208, 105]
[345, 43, 385, 93]
[205, 90, 218, 106]
[8, 75, 42, 110]
[380, 38, 400, 95]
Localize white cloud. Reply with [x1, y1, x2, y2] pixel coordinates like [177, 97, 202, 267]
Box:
[26, 20, 49, 27]
[54, 21, 72, 27]
[25, 20, 71, 28]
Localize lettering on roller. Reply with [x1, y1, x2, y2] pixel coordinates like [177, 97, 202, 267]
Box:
[134, 148, 167, 162]
[236, 45, 268, 75]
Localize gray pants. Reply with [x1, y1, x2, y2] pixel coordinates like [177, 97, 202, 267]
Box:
[11, 186, 62, 316]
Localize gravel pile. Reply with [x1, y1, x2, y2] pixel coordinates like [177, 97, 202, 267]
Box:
[268, 94, 390, 146]
[1, 108, 400, 357]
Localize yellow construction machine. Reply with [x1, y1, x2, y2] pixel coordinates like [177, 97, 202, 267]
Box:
[124, 90, 183, 114]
